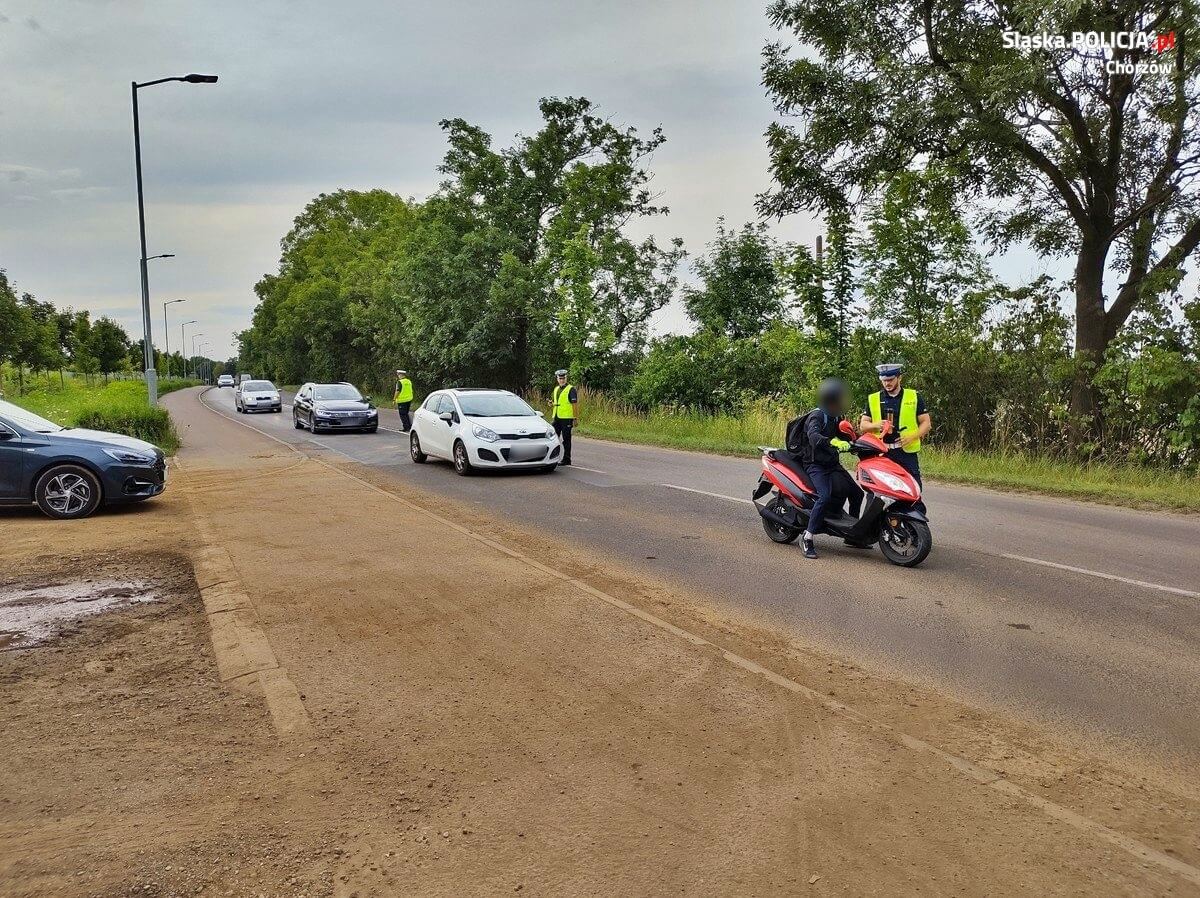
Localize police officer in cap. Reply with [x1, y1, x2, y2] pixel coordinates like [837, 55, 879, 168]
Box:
[860, 362, 931, 512]
[550, 368, 578, 466]
[393, 369, 414, 432]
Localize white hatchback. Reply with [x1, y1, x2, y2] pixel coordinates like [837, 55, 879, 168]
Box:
[410, 389, 561, 475]
[234, 379, 282, 414]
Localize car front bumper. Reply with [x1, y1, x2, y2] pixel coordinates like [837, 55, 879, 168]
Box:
[242, 399, 282, 412]
[470, 439, 561, 467]
[101, 456, 168, 504]
[313, 415, 378, 430]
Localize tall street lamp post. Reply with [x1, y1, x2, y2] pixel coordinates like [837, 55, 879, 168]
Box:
[180, 320, 197, 378]
[191, 334, 204, 380]
[131, 73, 218, 406]
[162, 298, 185, 380]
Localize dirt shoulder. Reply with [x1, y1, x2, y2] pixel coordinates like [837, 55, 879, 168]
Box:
[0, 388, 1195, 897]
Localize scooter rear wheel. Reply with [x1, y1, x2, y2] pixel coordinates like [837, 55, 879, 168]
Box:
[761, 496, 802, 544]
[879, 518, 932, 567]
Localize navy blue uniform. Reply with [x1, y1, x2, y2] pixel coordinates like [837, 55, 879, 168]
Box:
[864, 391, 927, 513]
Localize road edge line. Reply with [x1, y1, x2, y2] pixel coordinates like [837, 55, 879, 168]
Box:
[195, 388, 1200, 886]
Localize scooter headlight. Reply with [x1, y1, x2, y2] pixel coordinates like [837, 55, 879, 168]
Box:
[871, 469, 913, 496]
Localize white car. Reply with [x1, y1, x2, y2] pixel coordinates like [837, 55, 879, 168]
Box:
[234, 379, 282, 414]
[217, 374, 235, 388]
[410, 389, 561, 475]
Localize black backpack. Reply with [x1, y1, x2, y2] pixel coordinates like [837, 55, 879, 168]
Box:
[785, 410, 817, 463]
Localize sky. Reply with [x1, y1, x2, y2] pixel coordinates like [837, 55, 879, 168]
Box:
[0, 0, 837, 363]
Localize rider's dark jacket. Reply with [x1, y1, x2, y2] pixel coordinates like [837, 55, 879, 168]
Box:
[786, 407, 846, 468]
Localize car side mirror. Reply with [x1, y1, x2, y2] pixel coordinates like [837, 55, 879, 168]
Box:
[439, 412, 454, 424]
[363, 396, 372, 404]
[535, 411, 545, 418]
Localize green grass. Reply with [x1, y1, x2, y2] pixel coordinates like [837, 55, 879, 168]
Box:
[570, 388, 1200, 513]
[5, 377, 199, 455]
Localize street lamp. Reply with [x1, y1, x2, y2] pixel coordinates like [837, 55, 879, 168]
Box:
[131, 73, 218, 406]
[198, 342, 210, 383]
[191, 334, 204, 380]
[180, 320, 197, 378]
[162, 299, 185, 380]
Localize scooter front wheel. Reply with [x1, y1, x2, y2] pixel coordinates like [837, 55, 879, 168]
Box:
[761, 496, 802, 544]
[879, 518, 932, 567]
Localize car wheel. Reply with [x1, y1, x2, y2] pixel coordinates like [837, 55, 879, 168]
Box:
[293, 414, 304, 430]
[34, 464, 103, 520]
[309, 417, 322, 434]
[410, 431, 427, 463]
[453, 440, 473, 476]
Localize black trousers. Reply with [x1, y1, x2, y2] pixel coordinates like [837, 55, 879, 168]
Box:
[803, 464, 863, 535]
[397, 402, 411, 431]
[553, 418, 573, 463]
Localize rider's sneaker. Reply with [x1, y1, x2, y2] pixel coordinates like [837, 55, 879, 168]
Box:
[802, 537, 818, 559]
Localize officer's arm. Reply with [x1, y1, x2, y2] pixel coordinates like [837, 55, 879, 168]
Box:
[859, 413, 880, 433]
[902, 413, 932, 448]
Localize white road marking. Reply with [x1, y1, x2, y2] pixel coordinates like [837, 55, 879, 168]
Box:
[568, 464, 608, 474]
[662, 483, 752, 505]
[1002, 554, 1200, 599]
[200, 387, 1200, 887]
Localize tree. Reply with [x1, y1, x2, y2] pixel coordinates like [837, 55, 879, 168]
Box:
[410, 97, 683, 390]
[684, 220, 786, 338]
[0, 270, 34, 390]
[89, 317, 131, 382]
[859, 168, 992, 334]
[762, 0, 1200, 432]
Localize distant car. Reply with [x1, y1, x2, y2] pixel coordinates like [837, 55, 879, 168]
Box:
[234, 379, 282, 414]
[217, 374, 235, 388]
[0, 398, 167, 520]
[238, 373, 252, 384]
[292, 382, 378, 434]
[410, 389, 560, 475]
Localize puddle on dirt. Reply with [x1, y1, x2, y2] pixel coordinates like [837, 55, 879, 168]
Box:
[0, 578, 161, 650]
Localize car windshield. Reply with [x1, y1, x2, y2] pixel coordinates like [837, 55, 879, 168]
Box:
[244, 381, 275, 391]
[0, 399, 64, 433]
[456, 393, 536, 418]
[313, 384, 362, 401]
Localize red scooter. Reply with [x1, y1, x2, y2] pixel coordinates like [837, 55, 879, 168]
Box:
[751, 420, 932, 567]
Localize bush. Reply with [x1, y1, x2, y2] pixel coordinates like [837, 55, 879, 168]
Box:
[7, 378, 183, 453]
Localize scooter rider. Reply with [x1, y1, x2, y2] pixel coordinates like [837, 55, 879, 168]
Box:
[796, 378, 864, 559]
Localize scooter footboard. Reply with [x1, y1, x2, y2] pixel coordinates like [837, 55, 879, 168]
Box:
[844, 495, 886, 543]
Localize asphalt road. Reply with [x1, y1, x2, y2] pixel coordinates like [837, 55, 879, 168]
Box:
[188, 387, 1200, 764]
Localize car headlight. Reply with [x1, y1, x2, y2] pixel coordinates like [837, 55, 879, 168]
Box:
[472, 424, 499, 443]
[367, 409, 378, 416]
[871, 468, 913, 496]
[103, 448, 156, 465]
[545, 430, 555, 439]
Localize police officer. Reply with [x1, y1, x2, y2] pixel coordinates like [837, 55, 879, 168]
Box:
[860, 362, 931, 512]
[550, 368, 578, 466]
[393, 369, 414, 432]
[800, 378, 863, 559]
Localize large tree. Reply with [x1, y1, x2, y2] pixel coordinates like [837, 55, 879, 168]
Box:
[684, 220, 787, 338]
[762, 0, 1199, 429]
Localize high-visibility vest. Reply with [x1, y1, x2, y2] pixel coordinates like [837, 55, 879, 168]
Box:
[393, 378, 413, 403]
[552, 384, 575, 420]
[868, 388, 921, 452]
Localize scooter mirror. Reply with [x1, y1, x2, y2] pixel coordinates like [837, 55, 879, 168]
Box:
[838, 419, 857, 440]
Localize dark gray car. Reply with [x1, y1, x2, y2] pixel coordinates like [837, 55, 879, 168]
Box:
[0, 398, 167, 520]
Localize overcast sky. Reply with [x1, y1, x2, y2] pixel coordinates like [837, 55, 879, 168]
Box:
[0, 0, 844, 362]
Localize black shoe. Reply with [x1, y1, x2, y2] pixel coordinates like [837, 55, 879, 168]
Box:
[802, 537, 818, 559]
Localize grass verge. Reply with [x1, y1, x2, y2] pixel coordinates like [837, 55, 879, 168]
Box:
[6, 377, 198, 455]
[572, 389, 1200, 513]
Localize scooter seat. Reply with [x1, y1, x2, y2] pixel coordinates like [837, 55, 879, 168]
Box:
[768, 450, 816, 493]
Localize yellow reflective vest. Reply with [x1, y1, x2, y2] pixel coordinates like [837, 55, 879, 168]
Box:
[868, 388, 921, 453]
[552, 384, 576, 420]
[393, 378, 413, 403]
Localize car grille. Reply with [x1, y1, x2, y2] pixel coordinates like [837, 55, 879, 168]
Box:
[498, 432, 545, 440]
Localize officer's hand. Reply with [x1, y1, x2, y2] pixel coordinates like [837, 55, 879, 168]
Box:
[830, 438, 851, 451]
[899, 434, 917, 448]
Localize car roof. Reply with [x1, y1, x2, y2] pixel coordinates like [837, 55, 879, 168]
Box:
[447, 388, 513, 395]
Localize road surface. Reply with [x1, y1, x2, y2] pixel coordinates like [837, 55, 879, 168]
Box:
[192, 387, 1200, 765]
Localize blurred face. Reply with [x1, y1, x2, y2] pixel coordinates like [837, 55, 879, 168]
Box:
[556, 374, 567, 385]
[880, 373, 901, 394]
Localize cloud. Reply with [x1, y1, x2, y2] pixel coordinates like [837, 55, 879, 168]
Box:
[24, 16, 38, 30]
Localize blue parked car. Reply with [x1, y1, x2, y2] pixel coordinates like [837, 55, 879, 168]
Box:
[0, 398, 167, 520]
